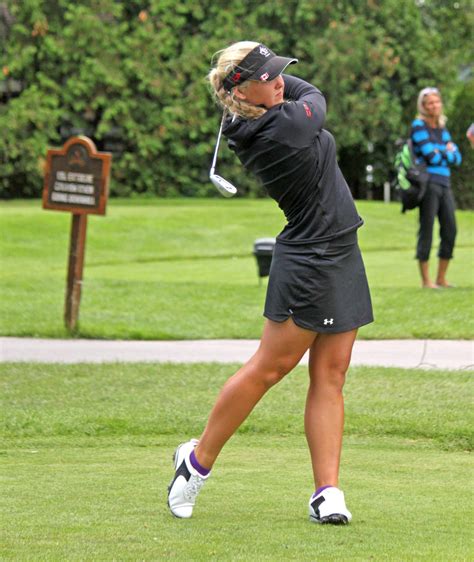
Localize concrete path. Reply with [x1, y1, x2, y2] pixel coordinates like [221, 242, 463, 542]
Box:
[1, 337, 472, 370]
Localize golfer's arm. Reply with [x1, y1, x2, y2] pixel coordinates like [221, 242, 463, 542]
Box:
[282, 74, 326, 130]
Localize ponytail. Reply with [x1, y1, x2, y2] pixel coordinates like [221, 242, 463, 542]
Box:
[207, 42, 267, 120]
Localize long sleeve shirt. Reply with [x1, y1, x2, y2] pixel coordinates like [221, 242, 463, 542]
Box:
[223, 75, 362, 244]
[410, 118, 462, 187]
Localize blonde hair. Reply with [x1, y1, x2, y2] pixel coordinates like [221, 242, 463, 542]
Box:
[208, 41, 267, 120]
[416, 87, 447, 127]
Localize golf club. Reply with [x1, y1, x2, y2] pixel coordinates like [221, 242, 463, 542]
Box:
[209, 111, 237, 197]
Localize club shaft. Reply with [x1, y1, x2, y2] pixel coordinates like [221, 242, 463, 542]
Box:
[210, 111, 227, 175]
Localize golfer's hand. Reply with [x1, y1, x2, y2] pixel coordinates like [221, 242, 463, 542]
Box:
[446, 142, 455, 152]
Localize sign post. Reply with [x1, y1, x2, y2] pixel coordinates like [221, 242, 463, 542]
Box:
[42, 136, 111, 332]
[65, 213, 88, 331]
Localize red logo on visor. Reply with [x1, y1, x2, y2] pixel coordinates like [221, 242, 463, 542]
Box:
[232, 72, 241, 83]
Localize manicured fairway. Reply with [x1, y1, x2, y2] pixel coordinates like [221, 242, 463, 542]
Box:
[0, 198, 473, 339]
[2, 436, 471, 561]
[1, 362, 472, 560]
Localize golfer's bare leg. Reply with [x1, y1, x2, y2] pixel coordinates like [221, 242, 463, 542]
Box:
[194, 318, 316, 469]
[305, 329, 357, 489]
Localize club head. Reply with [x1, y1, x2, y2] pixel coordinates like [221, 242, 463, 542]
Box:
[210, 173, 237, 198]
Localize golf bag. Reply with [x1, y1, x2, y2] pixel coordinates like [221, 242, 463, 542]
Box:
[394, 139, 430, 213]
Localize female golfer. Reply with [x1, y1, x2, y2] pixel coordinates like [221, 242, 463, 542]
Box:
[168, 41, 373, 525]
[411, 87, 462, 288]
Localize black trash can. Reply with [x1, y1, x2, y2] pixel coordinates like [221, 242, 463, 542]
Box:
[253, 238, 276, 283]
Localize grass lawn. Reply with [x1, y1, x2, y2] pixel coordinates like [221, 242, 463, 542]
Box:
[1, 362, 472, 560]
[0, 198, 473, 339]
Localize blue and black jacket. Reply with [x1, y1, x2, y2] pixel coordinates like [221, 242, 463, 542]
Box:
[410, 118, 462, 187]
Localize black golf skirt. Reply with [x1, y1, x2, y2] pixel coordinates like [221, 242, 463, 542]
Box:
[264, 230, 373, 334]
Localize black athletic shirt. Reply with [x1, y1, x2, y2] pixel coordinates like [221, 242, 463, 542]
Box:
[223, 75, 363, 244]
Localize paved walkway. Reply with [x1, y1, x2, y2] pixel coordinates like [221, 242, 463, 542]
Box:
[1, 337, 472, 370]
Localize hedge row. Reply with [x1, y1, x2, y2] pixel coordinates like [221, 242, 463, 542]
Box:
[1, 0, 472, 205]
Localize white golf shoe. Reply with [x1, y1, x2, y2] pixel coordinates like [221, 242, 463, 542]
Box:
[308, 487, 352, 525]
[167, 439, 209, 519]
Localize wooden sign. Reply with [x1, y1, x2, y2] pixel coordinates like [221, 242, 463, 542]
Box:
[42, 136, 112, 332]
[42, 136, 111, 215]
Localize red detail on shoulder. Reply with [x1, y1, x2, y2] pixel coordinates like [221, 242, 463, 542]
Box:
[303, 102, 312, 118]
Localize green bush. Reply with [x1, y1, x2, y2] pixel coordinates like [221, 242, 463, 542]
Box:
[448, 81, 474, 209]
[1, 0, 472, 205]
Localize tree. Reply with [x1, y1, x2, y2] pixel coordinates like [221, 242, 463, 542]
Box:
[1, 0, 472, 206]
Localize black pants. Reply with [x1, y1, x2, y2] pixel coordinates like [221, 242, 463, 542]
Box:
[416, 181, 457, 261]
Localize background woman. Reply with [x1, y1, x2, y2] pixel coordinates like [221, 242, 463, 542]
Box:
[411, 87, 462, 288]
[168, 41, 373, 525]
